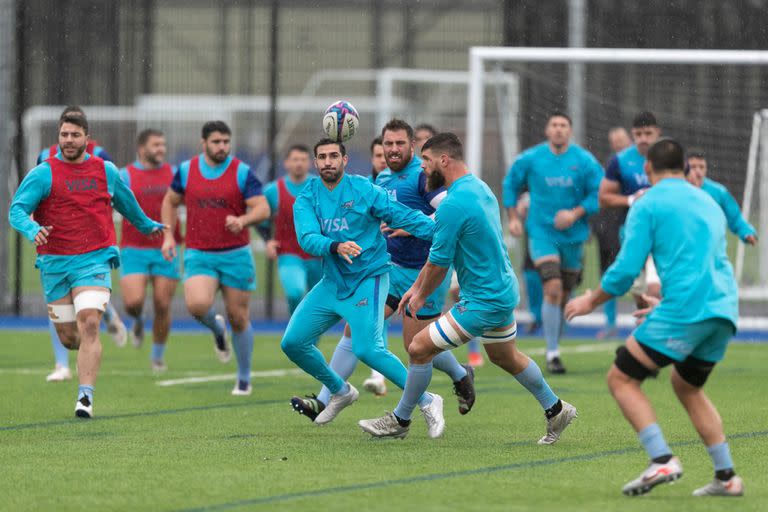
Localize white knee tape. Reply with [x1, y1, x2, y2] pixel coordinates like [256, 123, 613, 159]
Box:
[47, 304, 76, 323]
[480, 322, 518, 345]
[73, 290, 111, 313]
[428, 315, 466, 350]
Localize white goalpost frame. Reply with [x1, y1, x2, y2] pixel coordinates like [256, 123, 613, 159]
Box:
[467, 47, 768, 301]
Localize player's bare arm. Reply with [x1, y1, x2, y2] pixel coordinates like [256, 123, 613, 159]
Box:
[226, 195, 270, 234]
[161, 189, 183, 260]
[507, 207, 523, 237]
[599, 178, 633, 208]
[565, 287, 613, 321]
[398, 262, 449, 316]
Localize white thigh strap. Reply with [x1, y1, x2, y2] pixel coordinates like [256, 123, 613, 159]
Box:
[480, 322, 517, 345]
[428, 315, 466, 350]
[48, 304, 76, 323]
[73, 290, 111, 313]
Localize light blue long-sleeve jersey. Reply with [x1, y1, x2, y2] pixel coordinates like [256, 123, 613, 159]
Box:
[503, 142, 603, 244]
[9, 154, 163, 272]
[701, 177, 757, 242]
[430, 174, 519, 311]
[602, 177, 738, 326]
[293, 173, 435, 299]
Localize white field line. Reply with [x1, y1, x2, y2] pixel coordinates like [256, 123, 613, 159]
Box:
[0, 368, 210, 377]
[156, 344, 616, 387]
[156, 368, 304, 387]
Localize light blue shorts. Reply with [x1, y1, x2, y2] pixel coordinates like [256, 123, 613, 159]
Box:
[529, 237, 583, 270]
[427, 298, 517, 350]
[184, 246, 256, 291]
[388, 264, 451, 318]
[121, 247, 181, 280]
[634, 317, 736, 363]
[40, 262, 113, 303]
[448, 299, 516, 338]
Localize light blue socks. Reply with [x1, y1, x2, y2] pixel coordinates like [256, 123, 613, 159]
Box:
[231, 324, 254, 384]
[541, 302, 562, 359]
[198, 308, 225, 337]
[318, 335, 358, 405]
[432, 351, 467, 381]
[638, 423, 672, 460]
[393, 362, 434, 421]
[78, 384, 94, 402]
[707, 442, 734, 471]
[514, 358, 558, 409]
[49, 321, 70, 367]
[151, 343, 166, 362]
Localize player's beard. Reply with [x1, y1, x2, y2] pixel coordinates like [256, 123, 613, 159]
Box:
[385, 147, 412, 172]
[60, 141, 87, 161]
[206, 148, 229, 164]
[146, 151, 164, 167]
[426, 168, 446, 191]
[319, 166, 343, 184]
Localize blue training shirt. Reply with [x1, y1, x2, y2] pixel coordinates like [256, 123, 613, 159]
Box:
[602, 177, 738, 326]
[430, 174, 519, 311]
[605, 145, 650, 196]
[171, 154, 262, 198]
[375, 155, 446, 268]
[700, 177, 757, 242]
[503, 142, 603, 244]
[293, 173, 435, 299]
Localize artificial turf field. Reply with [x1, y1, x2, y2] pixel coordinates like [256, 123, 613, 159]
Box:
[1, 330, 766, 511]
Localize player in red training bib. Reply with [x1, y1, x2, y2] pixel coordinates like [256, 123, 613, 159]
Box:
[119, 129, 183, 371]
[161, 121, 270, 396]
[9, 114, 165, 418]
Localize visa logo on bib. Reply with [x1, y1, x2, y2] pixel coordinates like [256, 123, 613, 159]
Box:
[321, 217, 350, 233]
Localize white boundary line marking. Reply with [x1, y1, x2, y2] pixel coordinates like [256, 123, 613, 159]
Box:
[156, 368, 304, 387]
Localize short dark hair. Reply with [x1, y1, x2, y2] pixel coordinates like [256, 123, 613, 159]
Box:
[314, 138, 346, 157]
[285, 144, 310, 158]
[687, 148, 706, 161]
[60, 105, 85, 119]
[421, 132, 463, 160]
[647, 138, 684, 173]
[414, 123, 437, 136]
[381, 118, 414, 139]
[201, 120, 231, 140]
[370, 136, 382, 153]
[137, 128, 164, 146]
[632, 111, 658, 128]
[59, 114, 88, 134]
[548, 110, 572, 125]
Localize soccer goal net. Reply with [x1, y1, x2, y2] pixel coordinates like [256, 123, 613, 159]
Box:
[466, 47, 768, 301]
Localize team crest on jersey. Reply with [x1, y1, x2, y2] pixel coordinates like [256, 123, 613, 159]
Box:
[341, 200, 354, 209]
[321, 217, 350, 233]
[387, 189, 397, 200]
[355, 297, 368, 307]
[455, 303, 468, 314]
